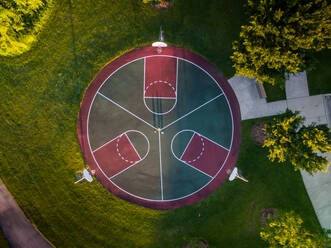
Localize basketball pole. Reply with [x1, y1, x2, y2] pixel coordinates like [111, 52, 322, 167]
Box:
[159, 26, 164, 42]
[229, 167, 248, 183]
[74, 176, 86, 184]
[152, 26, 167, 54]
[74, 169, 94, 184]
[236, 174, 248, 183]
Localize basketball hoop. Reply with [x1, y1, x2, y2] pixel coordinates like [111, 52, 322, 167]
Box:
[229, 167, 248, 183]
[152, 41, 167, 53]
[75, 169, 94, 184]
[152, 26, 167, 54]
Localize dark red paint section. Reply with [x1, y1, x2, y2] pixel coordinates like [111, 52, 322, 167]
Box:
[144, 56, 177, 98]
[181, 134, 229, 177]
[93, 134, 140, 178]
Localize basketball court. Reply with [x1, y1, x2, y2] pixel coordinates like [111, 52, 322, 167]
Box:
[77, 46, 241, 210]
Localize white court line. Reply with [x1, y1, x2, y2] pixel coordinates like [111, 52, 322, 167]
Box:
[143, 57, 178, 115]
[92, 134, 120, 153]
[125, 133, 141, 160]
[143, 58, 146, 98]
[176, 57, 178, 98]
[97, 92, 156, 130]
[110, 130, 150, 179]
[144, 96, 176, 99]
[110, 160, 141, 180]
[143, 82, 178, 115]
[87, 55, 234, 202]
[161, 93, 224, 130]
[170, 130, 212, 179]
[179, 132, 195, 160]
[201, 134, 230, 151]
[180, 160, 213, 179]
[158, 131, 164, 200]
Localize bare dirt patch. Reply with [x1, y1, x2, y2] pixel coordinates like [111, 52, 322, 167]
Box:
[251, 122, 268, 145]
[151, 1, 174, 11]
[260, 208, 277, 226]
[183, 238, 208, 248]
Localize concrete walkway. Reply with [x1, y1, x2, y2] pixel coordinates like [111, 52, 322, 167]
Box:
[0, 180, 53, 248]
[228, 76, 287, 120]
[229, 72, 331, 234]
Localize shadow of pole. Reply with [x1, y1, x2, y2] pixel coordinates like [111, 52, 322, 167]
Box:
[68, 0, 80, 99]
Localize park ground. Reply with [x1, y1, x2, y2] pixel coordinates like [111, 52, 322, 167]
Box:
[0, 0, 329, 247]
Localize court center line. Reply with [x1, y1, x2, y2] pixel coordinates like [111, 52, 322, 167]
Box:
[97, 92, 156, 130]
[161, 93, 224, 131]
[158, 131, 164, 200]
[179, 132, 195, 160]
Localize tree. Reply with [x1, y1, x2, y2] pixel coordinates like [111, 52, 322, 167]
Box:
[231, 0, 331, 85]
[0, 0, 53, 56]
[263, 109, 331, 174]
[260, 211, 331, 248]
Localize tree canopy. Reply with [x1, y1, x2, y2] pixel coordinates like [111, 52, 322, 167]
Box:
[231, 0, 331, 85]
[260, 211, 331, 248]
[0, 0, 53, 56]
[263, 109, 331, 174]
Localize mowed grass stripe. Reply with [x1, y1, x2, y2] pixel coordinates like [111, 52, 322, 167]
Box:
[0, 0, 322, 247]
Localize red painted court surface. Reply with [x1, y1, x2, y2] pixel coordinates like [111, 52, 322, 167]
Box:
[144, 57, 177, 98]
[94, 133, 141, 179]
[77, 46, 241, 210]
[179, 133, 229, 177]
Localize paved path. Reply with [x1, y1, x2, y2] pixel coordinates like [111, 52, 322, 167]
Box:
[228, 76, 287, 120]
[0, 180, 53, 248]
[285, 71, 309, 99]
[301, 156, 331, 233]
[229, 72, 331, 235]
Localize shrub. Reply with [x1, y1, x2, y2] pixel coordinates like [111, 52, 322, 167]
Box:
[263, 109, 331, 174]
[0, 0, 53, 56]
[260, 211, 331, 248]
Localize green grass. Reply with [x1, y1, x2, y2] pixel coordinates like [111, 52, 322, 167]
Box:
[308, 50, 331, 95]
[262, 49, 331, 101]
[0, 228, 9, 248]
[0, 0, 322, 247]
[264, 78, 286, 102]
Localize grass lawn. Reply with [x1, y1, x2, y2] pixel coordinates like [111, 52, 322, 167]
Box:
[0, 0, 322, 247]
[307, 50, 331, 96]
[264, 78, 286, 102]
[262, 49, 331, 101]
[0, 229, 9, 248]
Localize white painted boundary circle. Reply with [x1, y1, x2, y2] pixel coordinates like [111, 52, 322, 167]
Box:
[86, 54, 235, 202]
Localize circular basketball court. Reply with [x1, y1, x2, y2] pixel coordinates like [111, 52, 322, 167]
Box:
[77, 46, 241, 210]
